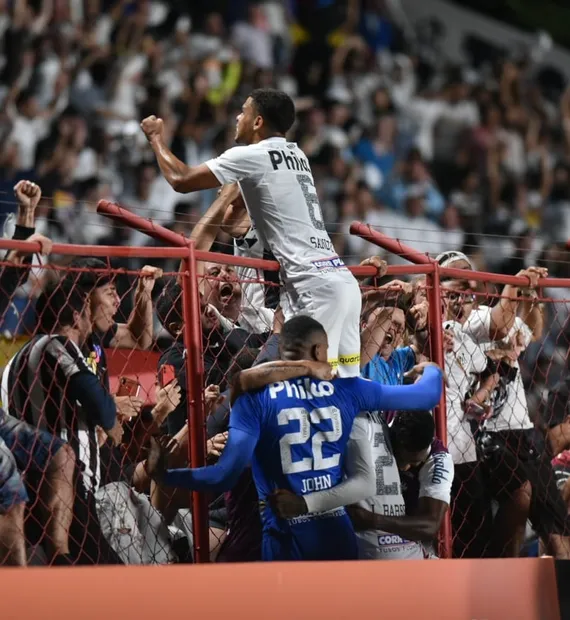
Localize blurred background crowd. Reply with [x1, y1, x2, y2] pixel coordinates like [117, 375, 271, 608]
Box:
[2, 0, 570, 386]
[2, 0, 570, 566]
[1, 0, 570, 271]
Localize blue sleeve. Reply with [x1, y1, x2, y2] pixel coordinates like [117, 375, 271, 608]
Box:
[67, 371, 117, 430]
[393, 346, 416, 374]
[161, 392, 261, 492]
[355, 366, 443, 412]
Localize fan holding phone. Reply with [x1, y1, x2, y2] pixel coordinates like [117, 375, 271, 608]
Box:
[115, 377, 145, 423]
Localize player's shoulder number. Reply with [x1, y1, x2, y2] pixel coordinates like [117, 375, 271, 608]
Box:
[277, 406, 342, 475]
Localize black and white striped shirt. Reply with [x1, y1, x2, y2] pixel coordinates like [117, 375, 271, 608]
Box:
[1, 335, 101, 492]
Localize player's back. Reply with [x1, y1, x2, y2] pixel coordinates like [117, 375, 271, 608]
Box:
[355, 412, 425, 560]
[206, 137, 353, 288]
[250, 376, 363, 561]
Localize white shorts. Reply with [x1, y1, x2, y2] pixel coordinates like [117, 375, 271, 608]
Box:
[282, 274, 362, 377]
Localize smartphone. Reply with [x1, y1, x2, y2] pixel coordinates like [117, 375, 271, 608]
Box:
[159, 364, 176, 388]
[117, 376, 140, 398]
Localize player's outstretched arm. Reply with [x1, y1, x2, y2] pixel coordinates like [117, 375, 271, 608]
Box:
[357, 363, 443, 412]
[149, 427, 256, 492]
[141, 116, 221, 193]
[296, 414, 375, 516]
[348, 498, 448, 542]
[230, 360, 333, 404]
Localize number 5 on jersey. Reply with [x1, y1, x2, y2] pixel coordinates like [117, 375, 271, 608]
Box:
[278, 406, 342, 474]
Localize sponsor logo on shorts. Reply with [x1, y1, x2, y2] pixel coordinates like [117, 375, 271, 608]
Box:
[288, 507, 346, 525]
[339, 353, 360, 366]
[312, 257, 345, 270]
[378, 535, 408, 546]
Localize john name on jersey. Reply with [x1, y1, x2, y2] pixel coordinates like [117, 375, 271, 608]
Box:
[269, 379, 337, 496]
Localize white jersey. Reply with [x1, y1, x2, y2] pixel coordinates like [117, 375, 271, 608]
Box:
[415, 444, 454, 507]
[463, 307, 533, 432]
[233, 226, 275, 334]
[443, 320, 488, 464]
[401, 439, 454, 559]
[205, 137, 355, 292]
[355, 412, 425, 560]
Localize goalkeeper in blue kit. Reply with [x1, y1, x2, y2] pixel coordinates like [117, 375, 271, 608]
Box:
[146, 316, 443, 561]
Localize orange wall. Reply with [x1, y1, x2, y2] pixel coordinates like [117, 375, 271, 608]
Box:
[1, 559, 560, 620]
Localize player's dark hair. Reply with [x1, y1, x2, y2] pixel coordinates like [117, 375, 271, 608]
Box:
[390, 410, 435, 453]
[156, 277, 183, 335]
[68, 257, 114, 290]
[249, 88, 296, 135]
[281, 315, 327, 350]
[36, 279, 90, 332]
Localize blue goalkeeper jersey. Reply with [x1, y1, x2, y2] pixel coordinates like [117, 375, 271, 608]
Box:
[161, 366, 443, 561]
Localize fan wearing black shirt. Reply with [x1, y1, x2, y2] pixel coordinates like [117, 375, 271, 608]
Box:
[3, 280, 122, 565]
[64, 257, 160, 409]
[59, 257, 162, 490]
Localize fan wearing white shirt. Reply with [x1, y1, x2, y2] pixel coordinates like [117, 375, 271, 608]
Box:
[437, 251, 570, 559]
[141, 88, 362, 377]
[438, 277, 501, 558]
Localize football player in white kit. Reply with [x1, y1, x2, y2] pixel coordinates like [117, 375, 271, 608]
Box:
[140, 89, 362, 376]
[268, 372, 450, 560]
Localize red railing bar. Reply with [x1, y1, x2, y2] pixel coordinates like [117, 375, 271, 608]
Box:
[181, 242, 210, 563]
[0, 239, 190, 259]
[97, 200, 189, 248]
[439, 267, 555, 288]
[350, 221, 435, 265]
[98, 201, 436, 277]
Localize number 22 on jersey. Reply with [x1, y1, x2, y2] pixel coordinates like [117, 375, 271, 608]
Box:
[278, 406, 342, 475]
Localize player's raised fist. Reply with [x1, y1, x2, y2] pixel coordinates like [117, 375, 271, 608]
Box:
[14, 180, 42, 211]
[141, 115, 164, 141]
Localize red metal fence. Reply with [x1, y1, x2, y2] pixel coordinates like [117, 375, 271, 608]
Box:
[1, 210, 569, 565]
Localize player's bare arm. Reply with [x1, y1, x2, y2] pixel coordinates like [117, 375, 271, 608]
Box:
[192, 184, 242, 251]
[177, 183, 242, 280]
[269, 414, 376, 519]
[141, 115, 221, 193]
[347, 497, 448, 542]
[230, 360, 334, 404]
[220, 193, 251, 238]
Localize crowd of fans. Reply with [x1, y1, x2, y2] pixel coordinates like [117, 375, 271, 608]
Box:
[1, 0, 570, 566]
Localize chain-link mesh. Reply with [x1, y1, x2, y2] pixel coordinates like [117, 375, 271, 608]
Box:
[3, 231, 570, 565]
[190, 251, 570, 562]
[439, 280, 570, 559]
[0, 244, 193, 566]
